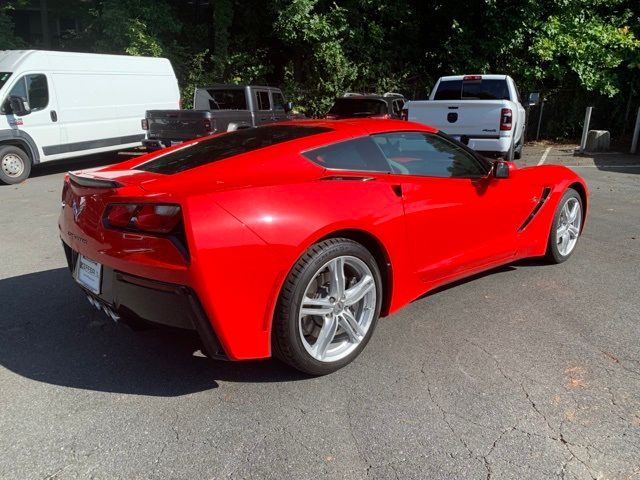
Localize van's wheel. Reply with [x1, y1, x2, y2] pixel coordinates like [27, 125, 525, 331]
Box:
[0, 145, 31, 185]
[273, 238, 382, 375]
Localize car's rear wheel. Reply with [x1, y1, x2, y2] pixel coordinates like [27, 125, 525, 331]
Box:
[546, 188, 583, 263]
[273, 238, 382, 375]
[0, 145, 31, 185]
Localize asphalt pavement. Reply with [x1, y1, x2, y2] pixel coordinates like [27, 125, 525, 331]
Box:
[0, 145, 639, 479]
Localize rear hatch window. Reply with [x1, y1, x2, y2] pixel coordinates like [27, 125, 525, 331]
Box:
[328, 98, 387, 117]
[434, 79, 510, 100]
[136, 125, 331, 175]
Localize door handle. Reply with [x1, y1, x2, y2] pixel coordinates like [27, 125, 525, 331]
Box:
[50, 110, 58, 122]
[391, 184, 402, 197]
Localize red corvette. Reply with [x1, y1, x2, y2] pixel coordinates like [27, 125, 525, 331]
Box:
[59, 119, 587, 374]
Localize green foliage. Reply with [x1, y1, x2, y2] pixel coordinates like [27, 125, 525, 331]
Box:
[0, 1, 26, 49]
[4, 0, 640, 133]
[530, 1, 639, 96]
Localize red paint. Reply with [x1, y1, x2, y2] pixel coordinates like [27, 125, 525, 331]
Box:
[59, 119, 588, 360]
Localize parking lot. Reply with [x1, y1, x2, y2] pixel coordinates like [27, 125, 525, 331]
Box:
[1, 145, 639, 479]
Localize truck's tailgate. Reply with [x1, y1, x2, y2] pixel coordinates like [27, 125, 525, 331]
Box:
[146, 110, 215, 141]
[407, 100, 509, 137]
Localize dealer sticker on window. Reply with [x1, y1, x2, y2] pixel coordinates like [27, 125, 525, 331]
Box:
[75, 255, 102, 294]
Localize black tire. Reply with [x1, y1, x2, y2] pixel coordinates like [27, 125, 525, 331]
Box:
[503, 141, 515, 161]
[0, 145, 31, 185]
[273, 238, 383, 375]
[514, 141, 523, 160]
[545, 188, 583, 264]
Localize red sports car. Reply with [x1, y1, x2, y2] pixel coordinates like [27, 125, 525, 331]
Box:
[59, 119, 587, 375]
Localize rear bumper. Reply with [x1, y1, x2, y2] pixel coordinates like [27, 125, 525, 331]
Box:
[62, 241, 227, 359]
[467, 136, 512, 156]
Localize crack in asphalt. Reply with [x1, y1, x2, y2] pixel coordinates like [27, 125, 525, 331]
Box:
[465, 341, 606, 480]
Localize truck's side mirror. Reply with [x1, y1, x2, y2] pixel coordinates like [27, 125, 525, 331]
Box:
[284, 101, 293, 112]
[527, 92, 540, 107]
[493, 160, 510, 179]
[8, 96, 30, 116]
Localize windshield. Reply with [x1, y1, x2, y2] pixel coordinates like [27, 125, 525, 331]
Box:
[0, 72, 11, 90]
[434, 79, 510, 100]
[137, 125, 331, 175]
[328, 98, 387, 117]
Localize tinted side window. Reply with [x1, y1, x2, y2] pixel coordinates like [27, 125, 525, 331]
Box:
[26, 74, 48, 110]
[372, 132, 485, 178]
[256, 91, 271, 110]
[303, 137, 391, 173]
[207, 89, 247, 110]
[2, 74, 48, 113]
[272, 92, 285, 111]
[2, 77, 26, 114]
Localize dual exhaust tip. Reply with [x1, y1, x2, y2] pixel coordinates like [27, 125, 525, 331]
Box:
[86, 295, 121, 322]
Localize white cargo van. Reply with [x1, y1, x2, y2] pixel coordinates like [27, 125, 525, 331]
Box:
[0, 50, 180, 184]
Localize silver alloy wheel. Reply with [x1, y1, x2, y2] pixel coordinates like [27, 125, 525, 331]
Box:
[556, 197, 581, 256]
[298, 255, 376, 363]
[1, 153, 25, 178]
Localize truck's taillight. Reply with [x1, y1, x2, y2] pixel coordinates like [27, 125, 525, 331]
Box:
[463, 75, 482, 81]
[141, 118, 148, 130]
[103, 203, 182, 234]
[203, 119, 214, 132]
[400, 108, 409, 121]
[500, 108, 513, 131]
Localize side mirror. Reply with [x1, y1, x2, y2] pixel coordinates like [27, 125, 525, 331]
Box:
[8, 96, 30, 116]
[527, 92, 540, 107]
[284, 101, 293, 112]
[493, 160, 510, 179]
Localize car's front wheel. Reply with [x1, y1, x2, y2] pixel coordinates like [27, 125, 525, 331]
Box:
[273, 238, 382, 375]
[546, 188, 583, 263]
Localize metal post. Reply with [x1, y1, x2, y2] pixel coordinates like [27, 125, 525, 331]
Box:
[535, 100, 544, 141]
[579, 107, 593, 152]
[631, 107, 640, 154]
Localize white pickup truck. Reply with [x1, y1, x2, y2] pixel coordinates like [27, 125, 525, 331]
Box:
[403, 75, 527, 160]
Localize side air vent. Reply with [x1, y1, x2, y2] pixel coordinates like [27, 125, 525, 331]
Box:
[518, 187, 552, 232]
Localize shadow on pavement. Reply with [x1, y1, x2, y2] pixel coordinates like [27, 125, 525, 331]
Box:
[418, 257, 550, 301]
[0, 268, 307, 396]
[590, 153, 640, 175]
[30, 150, 142, 178]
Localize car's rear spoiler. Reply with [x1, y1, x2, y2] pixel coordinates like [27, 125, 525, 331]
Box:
[69, 172, 123, 189]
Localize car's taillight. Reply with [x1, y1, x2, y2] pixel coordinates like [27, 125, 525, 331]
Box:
[400, 108, 409, 121]
[61, 176, 70, 205]
[203, 118, 214, 132]
[103, 203, 182, 234]
[141, 118, 148, 130]
[500, 108, 513, 131]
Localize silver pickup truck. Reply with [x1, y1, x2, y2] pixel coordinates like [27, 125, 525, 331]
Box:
[142, 84, 292, 150]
